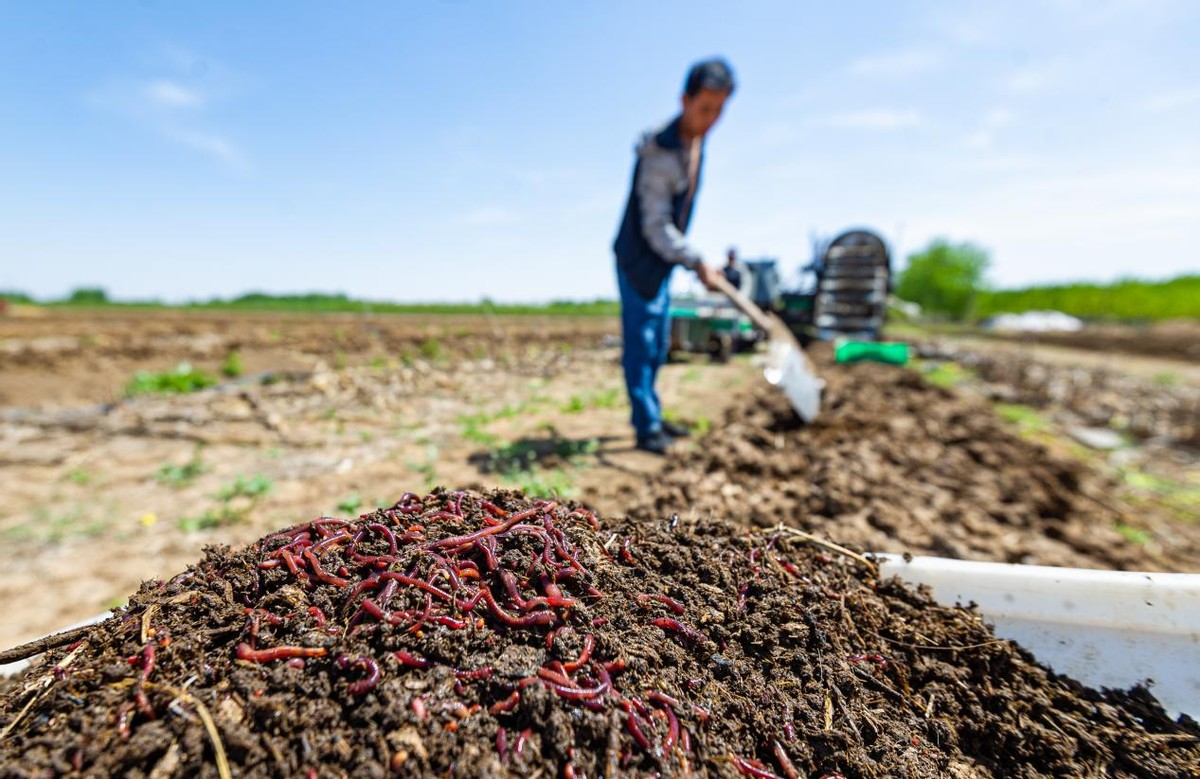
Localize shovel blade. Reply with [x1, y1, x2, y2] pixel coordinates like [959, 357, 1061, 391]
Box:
[763, 340, 823, 422]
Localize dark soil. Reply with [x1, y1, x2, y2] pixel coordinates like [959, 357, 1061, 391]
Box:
[2, 490, 1197, 778]
[623, 363, 1196, 572]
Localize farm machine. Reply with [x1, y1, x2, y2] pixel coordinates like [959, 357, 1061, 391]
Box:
[669, 228, 892, 359]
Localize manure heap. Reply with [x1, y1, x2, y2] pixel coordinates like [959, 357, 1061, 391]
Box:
[2, 490, 1196, 778]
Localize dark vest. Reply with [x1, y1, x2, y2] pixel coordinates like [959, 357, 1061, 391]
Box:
[612, 117, 702, 300]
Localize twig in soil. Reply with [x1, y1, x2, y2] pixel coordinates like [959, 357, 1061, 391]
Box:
[768, 525, 878, 577]
[140, 604, 160, 644]
[0, 623, 95, 665]
[163, 687, 232, 779]
[0, 642, 86, 741]
[865, 628, 1010, 652]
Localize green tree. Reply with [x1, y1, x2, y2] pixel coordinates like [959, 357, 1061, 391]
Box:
[895, 240, 989, 321]
[66, 287, 109, 305]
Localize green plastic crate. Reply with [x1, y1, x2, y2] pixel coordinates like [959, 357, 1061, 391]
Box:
[834, 340, 910, 366]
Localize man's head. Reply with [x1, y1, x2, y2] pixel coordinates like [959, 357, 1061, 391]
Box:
[726, 247, 738, 266]
[680, 58, 735, 141]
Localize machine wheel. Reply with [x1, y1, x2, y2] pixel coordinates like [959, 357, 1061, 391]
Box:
[708, 332, 733, 363]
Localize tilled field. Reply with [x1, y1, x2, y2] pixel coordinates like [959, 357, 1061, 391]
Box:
[3, 313, 1199, 776]
[3, 491, 1197, 778]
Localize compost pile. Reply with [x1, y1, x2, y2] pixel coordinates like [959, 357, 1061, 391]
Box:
[629, 364, 1185, 572]
[3, 490, 1197, 778]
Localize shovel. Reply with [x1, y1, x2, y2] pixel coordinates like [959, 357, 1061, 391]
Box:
[709, 274, 823, 422]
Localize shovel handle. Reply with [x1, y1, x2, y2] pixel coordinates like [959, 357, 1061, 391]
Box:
[708, 273, 776, 333]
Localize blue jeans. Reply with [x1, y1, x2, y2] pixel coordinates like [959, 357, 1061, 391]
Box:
[617, 265, 672, 438]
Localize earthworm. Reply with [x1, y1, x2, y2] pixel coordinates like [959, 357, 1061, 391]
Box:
[302, 549, 348, 587]
[454, 666, 494, 680]
[562, 633, 594, 672]
[480, 500, 508, 518]
[636, 594, 686, 614]
[496, 726, 508, 760]
[514, 728, 531, 757]
[336, 654, 382, 695]
[411, 696, 428, 720]
[620, 537, 637, 565]
[651, 617, 707, 644]
[236, 643, 327, 662]
[732, 756, 783, 779]
[848, 653, 888, 667]
[378, 571, 451, 601]
[772, 741, 799, 779]
[429, 505, 546, 550]
[394, 650, 431, 669]
[489, 691, 521, 714]
[312, 530, 351, 556]
[622, 701, 652, 751]
[481, 587, 557, 627]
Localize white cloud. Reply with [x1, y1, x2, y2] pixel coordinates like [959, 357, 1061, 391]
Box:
[824, 110, 924, 130]
[145, 79, 204, 109]
[849, 49, 940, 78]
[88, 48, 247, 171]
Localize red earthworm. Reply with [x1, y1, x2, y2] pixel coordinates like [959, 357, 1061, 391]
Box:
[475, 538, 500, 570]
[651, 617, 707, 644]
[258, 558, 282, 570]
[681, 728, 692, 753]
[490, 691, 521, 714]
[428, 505, 546, 549]
[732, 756, 783, 779]
[376, 571, 452, 601]
[636, 593, 686, 615]
[496, 726, 508, 760]
[411, 696, 428, 720]
[312, 530, 351, 556]
[622, 702, 652, 751]
[620, 537, 637, 565]
[286, 658, 306, 669]
[481, 587, 556, 627]
[592, 617, 608, 628]
[312, 518, 353, 534]
[347, 574, 382, 602]
[514, 728, 532, 757]
[772, 741, 799, 779]
[545, 627, 558, 650]
[783, 721, 795, 742]
[336, 654, 382, 695]
[536, 666, 574, 687]
[562, 634, 594, 672]
[777, 558, 802, 578]
[603, 659, 626, 673]
[454, 666, 494, 680]
[302, 549, 349, 587]
[394, 650, 431, 669]
[407, 593, 433, 634]
[648, 690, 682, 709]
[480, 500, 508, 518]
[367, 522, 399, 554]
[429, 615, 469, 629]
[848, 653, 888, 667]
[453, 587, 485, 612]
[280, 549, 305, 578]
[236, 643, 327, 662]
[691, 705, 711, 723]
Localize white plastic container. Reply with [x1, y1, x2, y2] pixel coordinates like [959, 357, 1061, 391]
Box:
[875, 554, 1200, 720]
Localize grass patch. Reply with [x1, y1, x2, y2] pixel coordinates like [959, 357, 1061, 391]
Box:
[1114, 522, 1152, 545]
[125, 363, 217, 396]
[216, 474, 273, 501]
[65, 468, 94, 486]
[994, 403, 1051, 436]
[156, 451, 207, 488]
[337, 493, 364, 515]
[221, 350, 244, 378]
[560, 388, 622, 414]
[178, 505, 244, 533]
[919, 360, 974, 389]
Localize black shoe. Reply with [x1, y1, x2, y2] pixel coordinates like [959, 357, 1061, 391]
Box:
[661, 419, 691, 438]
[635, 431, 672, 455]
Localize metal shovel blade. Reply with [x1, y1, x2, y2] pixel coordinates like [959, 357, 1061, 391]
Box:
[710, 274, 823, 422]
[763, 336, 823, 422]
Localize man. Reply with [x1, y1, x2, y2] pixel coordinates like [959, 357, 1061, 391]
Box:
[612, 58, 735, 454]
[722, 247, 743, 289]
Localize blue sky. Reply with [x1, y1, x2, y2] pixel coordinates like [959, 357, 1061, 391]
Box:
[1, 1, 1196, 303]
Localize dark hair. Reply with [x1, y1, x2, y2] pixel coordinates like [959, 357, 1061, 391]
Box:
[684, 58, 735, 98]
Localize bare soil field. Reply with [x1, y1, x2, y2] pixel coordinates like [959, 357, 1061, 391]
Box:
[2, 311, 1199, 777]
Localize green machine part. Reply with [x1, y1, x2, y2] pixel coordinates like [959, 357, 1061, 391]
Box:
[834, 340, 910, 365]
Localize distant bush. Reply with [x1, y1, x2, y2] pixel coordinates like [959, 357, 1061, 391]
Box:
[66, 287, 109, 305]
[976, 275, 1200, 321]
[895, 240, 990, 321]
[0, 290, 35, 304]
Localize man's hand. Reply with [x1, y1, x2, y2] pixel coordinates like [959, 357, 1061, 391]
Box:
[693, 262, 720, 291]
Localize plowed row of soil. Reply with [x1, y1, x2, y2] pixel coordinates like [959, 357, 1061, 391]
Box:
[4, 490, 1197, 778]
[615, 363, 1196, 573]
